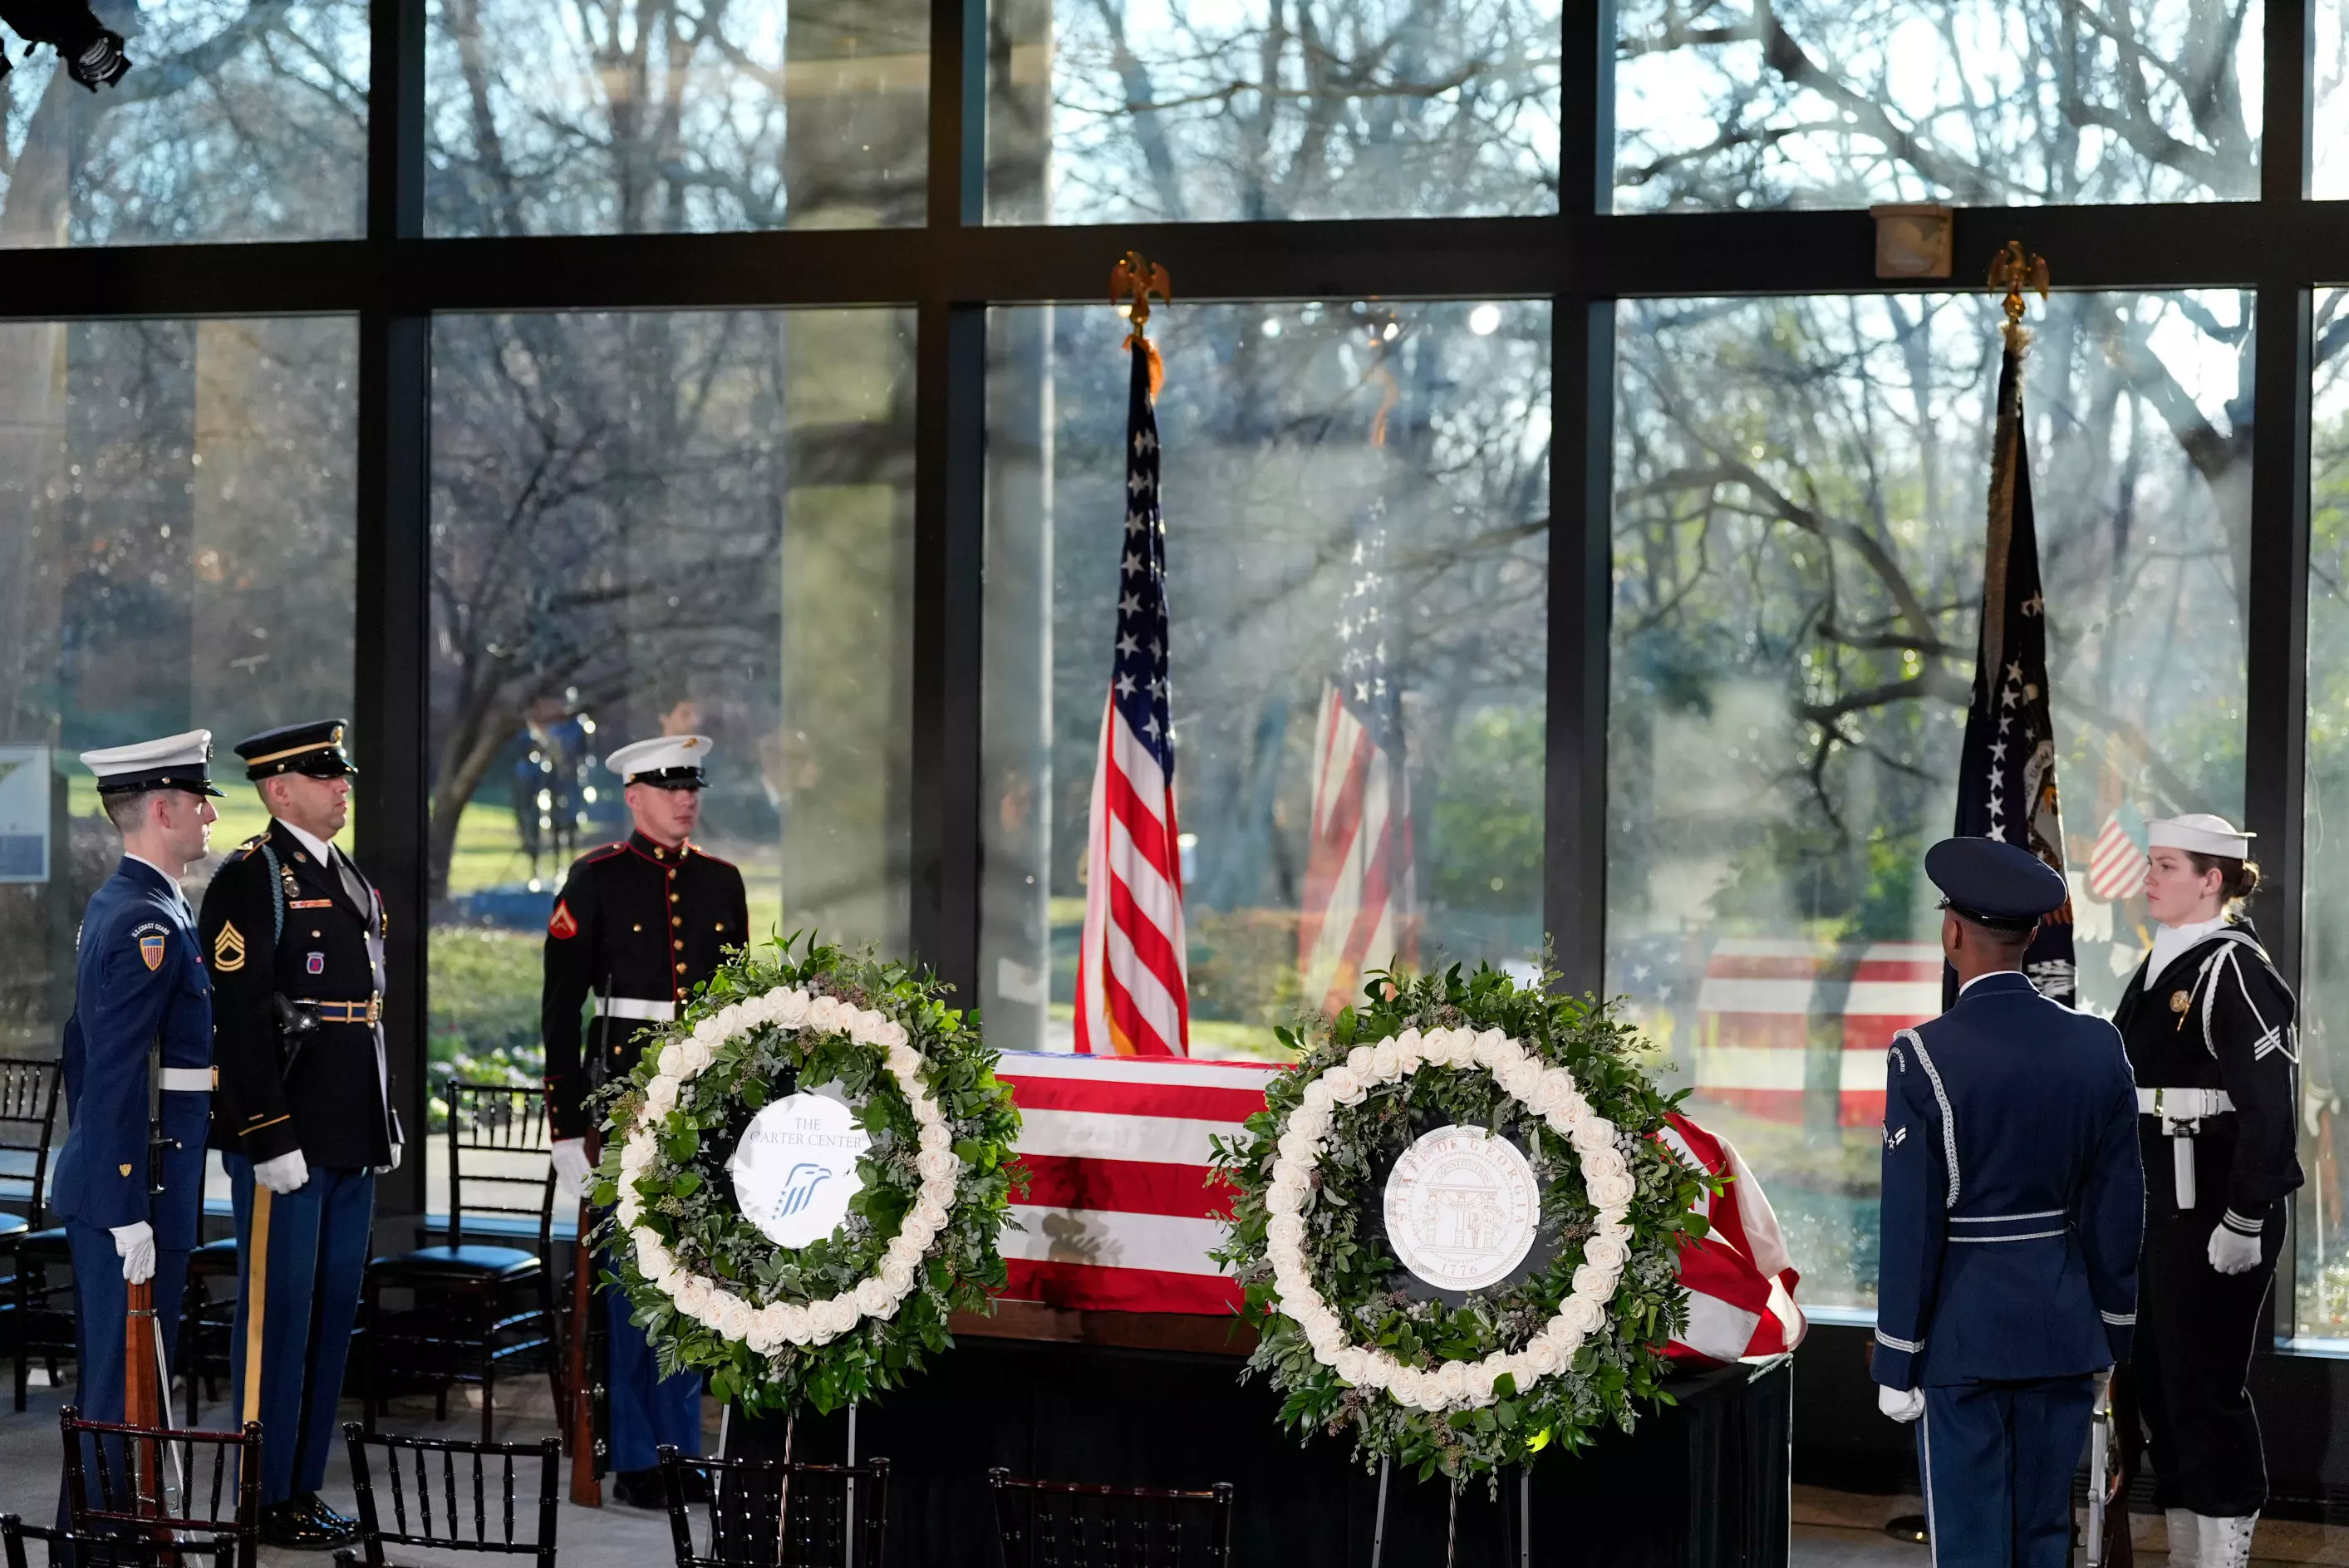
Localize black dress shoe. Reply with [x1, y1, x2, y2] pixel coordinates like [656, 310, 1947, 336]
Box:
[291, 1493, 360, 1541]
[611, 1468, 667, 1510]
[261, 1500, 354, 1551]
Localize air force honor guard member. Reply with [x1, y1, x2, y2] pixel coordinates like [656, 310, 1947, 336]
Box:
[199, 720, 398, 1550]
[1872, 838, 2145, 1568]
[543, 735, 747, 1508]
[52, 732, 222, 1427]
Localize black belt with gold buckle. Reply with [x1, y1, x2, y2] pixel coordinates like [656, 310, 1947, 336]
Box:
[294, 995, 381, 1025]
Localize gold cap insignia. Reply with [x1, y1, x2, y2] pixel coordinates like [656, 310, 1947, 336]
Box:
[2170, 990, 2194, 1015]
[118, 1163, 132, 1177]
[213, 921, 248, 973]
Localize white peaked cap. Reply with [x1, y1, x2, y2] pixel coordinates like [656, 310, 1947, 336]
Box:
[78, 730, 222, 795]
[604, 734, 713, 779]
[2146, 812, 2253, 859]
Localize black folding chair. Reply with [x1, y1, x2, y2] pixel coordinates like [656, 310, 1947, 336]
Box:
[0, 1059, 67, 1410]
[364, 1081, 558, 1440]
[332, 1423, 560, 1568]
[2, 1513, 236, 1568]
[657, 1446, 892, 1568]
[987, 1470, 1234, 1568]
[58, 1406, 263, 1568]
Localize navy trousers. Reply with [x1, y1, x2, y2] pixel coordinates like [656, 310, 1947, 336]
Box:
[61, 1222, 191, 1535]
[602, 1245, 703, 1472]
[1919, 1375, 2096, 1568]
[225, 1156, 375, 1505]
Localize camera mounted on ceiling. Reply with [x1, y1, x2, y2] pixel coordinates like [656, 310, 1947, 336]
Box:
[0, 0, 133, 91]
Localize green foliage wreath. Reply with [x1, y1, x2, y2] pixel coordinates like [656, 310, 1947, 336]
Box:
[592, 935, 1023, 1416]
[1211, 965, 1711, 1482]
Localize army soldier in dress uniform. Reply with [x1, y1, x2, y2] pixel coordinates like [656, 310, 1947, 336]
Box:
[52, 732, 221, 1428]
[199, 720, 400, 1550]
[543, 735, 746, 1508]
[2118, 813, 2299, 1568]
[1872, 838, 2144, 1568]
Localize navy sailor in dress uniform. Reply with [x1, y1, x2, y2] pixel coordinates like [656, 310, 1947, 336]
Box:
[2118, 813, 2300, 1568]
[1872, 838, 2145, 1568]
[52, 732, 221, 1431]
[198, 720, 398, 1550]
[543, 735, 746, 1508]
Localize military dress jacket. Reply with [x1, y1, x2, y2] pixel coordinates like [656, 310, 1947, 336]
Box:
[52, 857, 213, 1246]
[2115, 918, 2301, 1225]
[542, 832, 749, 1140]
[1873, 971, 2144, 1391]
[197, 818, 398, 1169]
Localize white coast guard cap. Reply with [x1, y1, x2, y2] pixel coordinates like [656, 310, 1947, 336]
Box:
[78, 730, 225, 798]
[2146, 813, 2253, 859]
[604, 734, 711, 789]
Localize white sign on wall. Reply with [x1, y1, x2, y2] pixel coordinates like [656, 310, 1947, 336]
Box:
[1382, 1124, 1541, 1293]
[0, 746, 50, 884]
[730, 1092, 872, 1249]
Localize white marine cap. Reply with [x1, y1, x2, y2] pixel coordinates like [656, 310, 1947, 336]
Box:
[77, 730, 225, 798]
[2146, 812, 2253, 859]
[605, 734, 712, 789]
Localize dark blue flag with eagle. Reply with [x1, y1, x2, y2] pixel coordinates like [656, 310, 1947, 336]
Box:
[1948, 327, 2076, 1008]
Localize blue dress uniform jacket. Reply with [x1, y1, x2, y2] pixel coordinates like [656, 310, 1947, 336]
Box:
[1873, 971, 2144, 1390]
[52, 857, 212, 1246]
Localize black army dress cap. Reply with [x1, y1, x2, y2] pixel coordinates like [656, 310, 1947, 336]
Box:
[1926, 836, 2067, 931]
[236, 719, 358, 781]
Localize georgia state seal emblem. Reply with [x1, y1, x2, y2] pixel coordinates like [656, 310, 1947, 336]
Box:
[1382, 1125, 1541, 1292]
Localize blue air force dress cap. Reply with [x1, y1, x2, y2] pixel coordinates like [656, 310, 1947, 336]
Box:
[1925, 836, 2067, 931]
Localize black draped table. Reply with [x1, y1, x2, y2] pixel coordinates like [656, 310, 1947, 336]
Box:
[725, 1306, 1791, 1567]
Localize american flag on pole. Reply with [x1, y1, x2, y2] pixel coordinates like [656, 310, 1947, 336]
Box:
[1074, 338, 1191, 1057]
[2086, 803, 2150, 902]
[1298, 498, 1418, 1015]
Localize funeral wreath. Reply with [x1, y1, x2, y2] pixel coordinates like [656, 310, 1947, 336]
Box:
[592, 935, 1022, 1415]
[1212, 965, 1710, 1482]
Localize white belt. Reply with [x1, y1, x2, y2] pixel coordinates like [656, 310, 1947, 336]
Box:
[592, 996, 676, 1023]
[159, 1068, 214, 1093]
[2137, 1088, 2234, 1118]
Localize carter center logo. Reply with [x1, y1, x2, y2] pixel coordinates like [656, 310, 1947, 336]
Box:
[730, 1093, 871, 1250]
[1383, 1125, 1541, 1292]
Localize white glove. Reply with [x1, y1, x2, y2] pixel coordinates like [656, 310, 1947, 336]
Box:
[1877, 1384, 1924, 1423]
[2209, 1221, 2263, 1276]
[111, 1221, 155, 1285]
[552, 1138, 592, 1198]
[253, 1149, 310, 1195]
[374, 1143, 402, 1176]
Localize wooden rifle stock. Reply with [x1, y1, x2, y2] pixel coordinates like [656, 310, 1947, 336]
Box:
[568, 1129, 602, 1506]
[124, 1277, 163, 1518]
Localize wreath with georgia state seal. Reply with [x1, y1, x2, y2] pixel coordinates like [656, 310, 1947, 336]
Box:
[1211, 964, 1709, 1483]
[592, 935, 1023, 1415]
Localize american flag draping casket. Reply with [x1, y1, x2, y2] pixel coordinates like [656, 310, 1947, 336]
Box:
[1691, 939, 1944, 1127]
[992, 1051, 1806, 1364]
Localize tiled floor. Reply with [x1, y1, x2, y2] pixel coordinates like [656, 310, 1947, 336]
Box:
[1792, 1484, 2349, 1566]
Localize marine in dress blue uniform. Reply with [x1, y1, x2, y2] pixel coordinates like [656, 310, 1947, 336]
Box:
[543, 735, 746, 1508]
[50, 734, 222, 1509]
[1873, 838, 2145, 1568]
[196, 720, 396, 1550]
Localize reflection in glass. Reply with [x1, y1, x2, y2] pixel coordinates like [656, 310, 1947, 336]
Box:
[980, 301, 1550, 1059]
[1610, 292, 2250, 1309]
[984, 0, 1560, 224]
[1614, 0, 2263, 212]
[425, 0, 926, 236]
[0, 316, 358, 1056]
[0, 1, 368, 247]
[425, 309, 915, 1136]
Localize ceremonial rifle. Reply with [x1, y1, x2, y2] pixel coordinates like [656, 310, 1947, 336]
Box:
[125, 1034, 180, 1522]
[568, 1124, 602, 1506]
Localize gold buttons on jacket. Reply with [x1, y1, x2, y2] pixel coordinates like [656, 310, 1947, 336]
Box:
[632, 922, 642, 932]
[671, 917, 681, 927]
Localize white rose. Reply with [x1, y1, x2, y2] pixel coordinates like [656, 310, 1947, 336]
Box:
[635, 1236, 674, 1276]
[1588, 1171, 1637, 1208]
[913, 1195, 951, 1228]
[875, 1020, 909, 1049]
[917, 1122, 951, 1153]
[1520, 1338, 1565, 1379]
[1583, 1234, 1631, 1271]
[1496, 1056, 1545, 1101]
[1276, 1129, 1317, 1165]
[1572, 1263, 1619, 1300]
[1556, 1295, 1606, 1336]
[1346, 1045, 1376, 1077]
[1368, 1042, 1400, 1081]
[1432, 1360, 1470, 1406]
[1355, 1355, 1393, 1391]
[691, 1016, 727, 1047]
[887, 1043, 924, 1078]
[1571, 1115, 1617, 1153]
[1321, 1067, 1365, 1106]
[1265, 1183, 1302, 1217]
[1288, 1105, 1332, 1141]
[1461, 1360, 1499, 1405]
[912, 1096, 947, 1130]
[817, 1295, 862, 1335]
[716, 1297, 758, 1341]
[643, 1076, 679, 1117]
[620, 1137, 655, 1173]
[807, 995, 847, 1034]
[887, 1231, 926, 1266]
[676, 1039, 714, 1075]
[1331, 1347, 1369, 1384]
[879, 1256, 918, 1295]
[1266, 1213, 1307, 1248]
[1300, 1079, 1334, 1115]
[616, 1192, 642, 1227]
[778, 1304, 814, 1344]
[850, 1010, 889, 1046]
[1390, 1035, 1423, 1073]
[656, 1044, 686, 1078]
[917, 1147, 959, 1182]
[853, 1278, 897, 1318]
[1390, 1369, 1430, 1409]
[773, 990, 811, 1028]
[1580, 1146, 1627, 1183]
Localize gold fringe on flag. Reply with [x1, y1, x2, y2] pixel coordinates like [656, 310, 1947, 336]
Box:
[1113, 250, 1171, 397]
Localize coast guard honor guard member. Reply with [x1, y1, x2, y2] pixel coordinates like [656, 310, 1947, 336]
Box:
[1872, 837, 2144, 1568]
[2117, 813, 2299, 1568]
[543, 735, 746, 1507]
[52, 732, 222, 1430]
[199, 720, 397, 1549]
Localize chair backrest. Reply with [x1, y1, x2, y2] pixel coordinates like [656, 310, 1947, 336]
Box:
[986, 1471, 1235, 1568]
[0, 1059, 62, 1226]
[444, 1080, 555, 1250]
[59, 1406, 262, 1568]
[3, 1513, 235, 1568]
[657, 1447, 892, 1568]
[341, 1423, 560, 1568]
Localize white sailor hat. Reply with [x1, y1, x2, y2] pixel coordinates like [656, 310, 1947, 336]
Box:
[2146, 812, 2253, 859]
[78, 730, 225, 798]
[605, 734, 711, 789]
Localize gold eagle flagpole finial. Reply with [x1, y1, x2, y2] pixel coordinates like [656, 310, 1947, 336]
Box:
[1113, 251, 1172, 396]
[1988, 239, 2051, 349]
